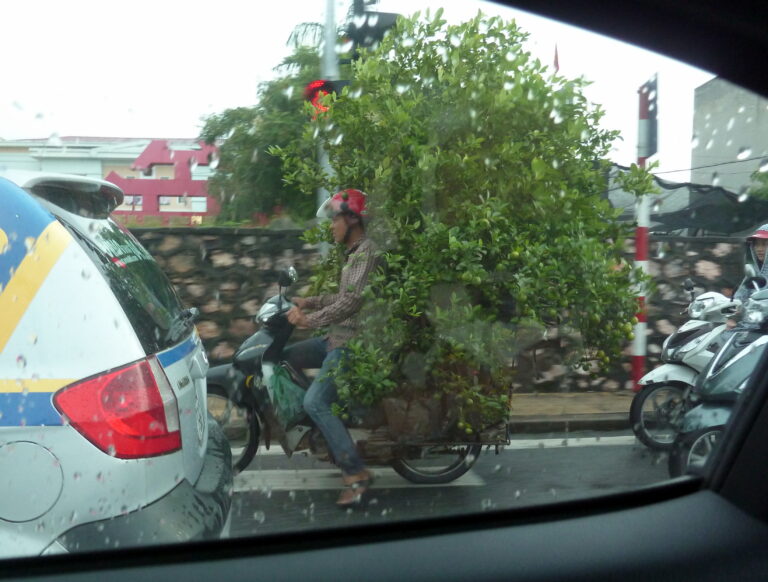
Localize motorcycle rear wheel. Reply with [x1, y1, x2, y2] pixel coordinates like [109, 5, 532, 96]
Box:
[630, 383, 687, 451]
[206, 384, 260, 474]
[391, 443, 482, 484]
[668, 426, 724, 477]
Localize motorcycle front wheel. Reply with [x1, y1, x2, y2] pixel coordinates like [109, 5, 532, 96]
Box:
[630, 383, 687, 451]
[668, 426, 724, 477]
[391, 443, 482, 484]
[206, 383, 260, 473]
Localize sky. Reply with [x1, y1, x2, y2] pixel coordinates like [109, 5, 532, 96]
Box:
[1, 0, 714, 182]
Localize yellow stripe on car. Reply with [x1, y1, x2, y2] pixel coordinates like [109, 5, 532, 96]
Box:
[0, 221, 72, 353]
[0, 378, 74, 394]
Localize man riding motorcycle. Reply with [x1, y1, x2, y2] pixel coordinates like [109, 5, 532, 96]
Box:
[285, 189, 379, 508]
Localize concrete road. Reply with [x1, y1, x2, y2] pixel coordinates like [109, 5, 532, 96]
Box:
[228, 431, 670, 539]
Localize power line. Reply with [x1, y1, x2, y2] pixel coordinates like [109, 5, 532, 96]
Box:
[653, 154, 768, 175]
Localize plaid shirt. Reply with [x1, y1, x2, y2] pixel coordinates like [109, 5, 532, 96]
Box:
[303, 237, 378, 350]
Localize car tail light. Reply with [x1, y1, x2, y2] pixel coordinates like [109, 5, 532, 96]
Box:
[53, 357, 181, 458]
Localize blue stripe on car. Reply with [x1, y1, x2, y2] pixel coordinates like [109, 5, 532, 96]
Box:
[0, 393, 61, 427]
[157, 335, 198, 368]
[0, 178, 56, 291]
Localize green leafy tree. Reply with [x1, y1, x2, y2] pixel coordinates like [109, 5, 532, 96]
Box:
[277, 10, 651, 433]
[200, 44, 323, 223]
[748, 168, 768, 200]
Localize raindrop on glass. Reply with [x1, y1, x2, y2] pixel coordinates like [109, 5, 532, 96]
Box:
[395, 84, 410, 94]
[81, 268, 91, 280]
[253, 510, 266, 524]
[16, 355, 26, 369]
[760, 159, 768, 173]
[189, 158, 199, 172]
[652, 199, 662, 213]
[737, 147, 752, 160]
[727, 117, 735, 131]
[450, 34, 461, 47]
[712, 172, 720, 186]
[349, 87, 363, 99]
[336, 39, 354, 54]
[738, 188, 750, 203]
[209, 154, 220, 170]
[332, 134, 344, 146]
[691, 135, 700, 149]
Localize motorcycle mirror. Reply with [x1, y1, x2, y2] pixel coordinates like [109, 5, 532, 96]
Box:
[278, 267, 298, 288]
[682, 278, 695, 292]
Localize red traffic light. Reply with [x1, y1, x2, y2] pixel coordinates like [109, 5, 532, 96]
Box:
[303, 80, 349, 118]
[304, 79, 336, 116]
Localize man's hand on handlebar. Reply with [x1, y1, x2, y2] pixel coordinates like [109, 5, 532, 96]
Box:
[287, 306, 309, 328]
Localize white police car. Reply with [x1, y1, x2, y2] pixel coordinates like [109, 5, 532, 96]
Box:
[0, 171, 232, 557]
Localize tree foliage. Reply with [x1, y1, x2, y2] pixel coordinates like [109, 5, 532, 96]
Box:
[199, 46, 322, 222]
[277, 11, 652, 433]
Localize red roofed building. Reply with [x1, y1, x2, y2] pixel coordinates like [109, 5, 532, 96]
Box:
[108, 139, 220, 224]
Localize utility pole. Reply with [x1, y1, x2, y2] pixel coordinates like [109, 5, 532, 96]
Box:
[318, 0, 340, 212]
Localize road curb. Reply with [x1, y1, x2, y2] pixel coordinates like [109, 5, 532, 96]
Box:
[509, 413, 630, 434]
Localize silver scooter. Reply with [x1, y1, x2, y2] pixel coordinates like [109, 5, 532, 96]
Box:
[668, 277, 768, 476]
[630, 278, 739, 450]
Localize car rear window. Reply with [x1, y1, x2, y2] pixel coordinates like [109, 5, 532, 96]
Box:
[62, 217, 192, 354]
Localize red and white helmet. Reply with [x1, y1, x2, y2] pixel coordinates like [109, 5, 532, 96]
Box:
[747, 224, 768, 241]
[316, 189, 368, 220]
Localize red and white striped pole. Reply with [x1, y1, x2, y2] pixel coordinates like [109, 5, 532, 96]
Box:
[632, 79, 654, 392]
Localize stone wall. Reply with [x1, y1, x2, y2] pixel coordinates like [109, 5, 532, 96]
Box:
[132, 227, 321, 365]
[132, 228, 745, 391]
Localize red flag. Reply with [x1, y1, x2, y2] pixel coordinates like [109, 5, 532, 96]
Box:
[554, 44, 560, 73]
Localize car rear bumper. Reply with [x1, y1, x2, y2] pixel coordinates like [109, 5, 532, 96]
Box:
[51, 415, 233, 553]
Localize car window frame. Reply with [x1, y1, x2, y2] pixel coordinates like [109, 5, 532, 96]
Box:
[3, 0, 768, 580]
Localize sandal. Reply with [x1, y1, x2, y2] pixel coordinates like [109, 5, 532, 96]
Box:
[336, 475, 374, 509]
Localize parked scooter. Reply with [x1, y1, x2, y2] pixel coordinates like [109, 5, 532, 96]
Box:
[206, 267, 504, 483]
[668, 277, 768, 477]
[630, 278, 739, 450]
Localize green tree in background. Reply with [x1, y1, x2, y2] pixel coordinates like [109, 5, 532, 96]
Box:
[277, 10, 653, 433]
[200, 37, 323, 223]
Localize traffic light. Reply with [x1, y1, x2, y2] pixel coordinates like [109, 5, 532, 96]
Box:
[303, 79, 349, 118]
[347, 11, 399, 54]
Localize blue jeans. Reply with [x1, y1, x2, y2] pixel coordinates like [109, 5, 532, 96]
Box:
[283, 337, 366, 475]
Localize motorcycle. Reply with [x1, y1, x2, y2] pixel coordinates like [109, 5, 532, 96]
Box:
[206, 267, 506, 484]
[630, 278, 739, 450]
[668, 277, 768, 477]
